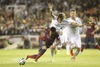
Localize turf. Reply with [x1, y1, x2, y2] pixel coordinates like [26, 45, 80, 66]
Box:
[0, 49, 100, 67]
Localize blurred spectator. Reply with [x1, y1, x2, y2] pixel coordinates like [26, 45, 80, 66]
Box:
[0, 39, 4, 49]
[0, 0, 99, 35]
[23, 38, 30, 49]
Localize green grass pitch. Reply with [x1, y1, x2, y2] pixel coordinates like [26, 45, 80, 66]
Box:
[0, 49, 100, 67]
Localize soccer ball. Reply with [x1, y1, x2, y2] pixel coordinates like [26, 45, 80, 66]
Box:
[18, 58, 26, 65]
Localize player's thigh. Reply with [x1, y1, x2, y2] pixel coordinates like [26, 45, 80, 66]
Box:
[73, 36, 81, 48]
[84, 37, 89, 44]
[90, 37, 95, 43]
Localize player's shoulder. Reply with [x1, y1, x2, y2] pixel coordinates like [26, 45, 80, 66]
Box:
[66, 17, 70, 20]
[66, 17, 74, 22]
[76, 17, 81, 20]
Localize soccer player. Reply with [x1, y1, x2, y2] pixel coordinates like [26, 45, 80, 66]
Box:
[48, 3, 69, 61]
[81, 16, 100, 52]
[66, 9, 83, 61]
[26, 27, 60, 62]
[38, 31, 45, 50]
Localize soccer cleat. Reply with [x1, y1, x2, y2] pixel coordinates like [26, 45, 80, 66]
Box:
[34, 59, 37, 63]
[34, 60, 37, 63]
[26, 55, 29, 60]
[71, 56, 76, 61]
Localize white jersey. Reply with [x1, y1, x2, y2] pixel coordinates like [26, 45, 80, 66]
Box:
[49, 15, 58, 28]
[66, 17, 82, 48]
[49, 16, 69, 46]
[67, 17, 82, 36]
[50, 16, 68, 32]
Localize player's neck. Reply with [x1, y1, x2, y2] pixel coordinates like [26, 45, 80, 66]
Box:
[71, 17, 76, 20]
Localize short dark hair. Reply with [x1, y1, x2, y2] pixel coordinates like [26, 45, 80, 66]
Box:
[50, 27, 56, 32]
[57, 13, 64, 20]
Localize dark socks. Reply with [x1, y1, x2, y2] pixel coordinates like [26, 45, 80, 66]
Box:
[96, 45, 100, 50]
[81, 45, 86, 52]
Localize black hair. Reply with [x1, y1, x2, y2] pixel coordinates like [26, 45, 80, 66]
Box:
[50, 27, 56, 32]
[57, 13, 64, 20]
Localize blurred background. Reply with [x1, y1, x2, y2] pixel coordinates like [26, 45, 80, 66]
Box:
[0, 0, 100, 49]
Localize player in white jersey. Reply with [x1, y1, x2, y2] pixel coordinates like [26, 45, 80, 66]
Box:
[48, 4, 64, 62]
[67, 9, 83, 61]
[48, 4, 69, 61]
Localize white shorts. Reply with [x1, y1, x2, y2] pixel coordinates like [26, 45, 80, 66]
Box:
[69, 35, 81, 48]
[60, 27, 69, 45]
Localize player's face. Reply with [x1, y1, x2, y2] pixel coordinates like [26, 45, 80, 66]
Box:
[70, 11, 76, 18]
[57, 14, 64, 23]
[57, 18, 62, 23]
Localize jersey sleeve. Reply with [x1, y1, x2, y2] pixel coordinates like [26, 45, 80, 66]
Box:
[49, 20, 57, 28]
[77, 18, 82, 25]
[53, 15, 57, 20]
[56, 20, 69, 30]
[67, 18, 75, 24]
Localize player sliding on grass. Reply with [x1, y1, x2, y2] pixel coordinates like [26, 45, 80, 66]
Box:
[26, 27, 60, 62]
[25, 10, 68, 62]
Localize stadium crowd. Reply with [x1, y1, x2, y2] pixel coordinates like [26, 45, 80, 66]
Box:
[0, 0, 100, 49]
[0, 0, 100, 35]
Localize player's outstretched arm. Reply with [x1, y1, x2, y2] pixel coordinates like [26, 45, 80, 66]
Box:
[70, 22, 83, 27]
[91, 25, 99, 34]
[48, 3, 55, 18]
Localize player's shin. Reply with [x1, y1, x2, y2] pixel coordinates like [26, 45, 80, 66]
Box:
[66, 44, 70, 55]
[26, 55, 37, 60]
[71, 48, 80, 61]
[74, 48, 80, 57]
[96, 45, 100, 50]
[51, 48, 55, 58]
[81, 44, 86, 52]
[35, 49, 46, 62]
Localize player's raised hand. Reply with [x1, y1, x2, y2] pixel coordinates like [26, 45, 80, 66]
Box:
[48, 3, 53, 11]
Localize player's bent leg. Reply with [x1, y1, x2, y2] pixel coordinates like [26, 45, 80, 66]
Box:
[70, 49, 74, 56]
[81, 43, 86, 52]
[26, 54, 37, 60]
[51, 48, 55, 58]
[66, 44, 70, 55]
[35, 46, 47, 62]
[71, 48, 80, 61]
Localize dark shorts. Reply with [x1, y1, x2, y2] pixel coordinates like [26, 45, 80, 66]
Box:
[84, 37, 95, 44]
[39, 40, 52, 49]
